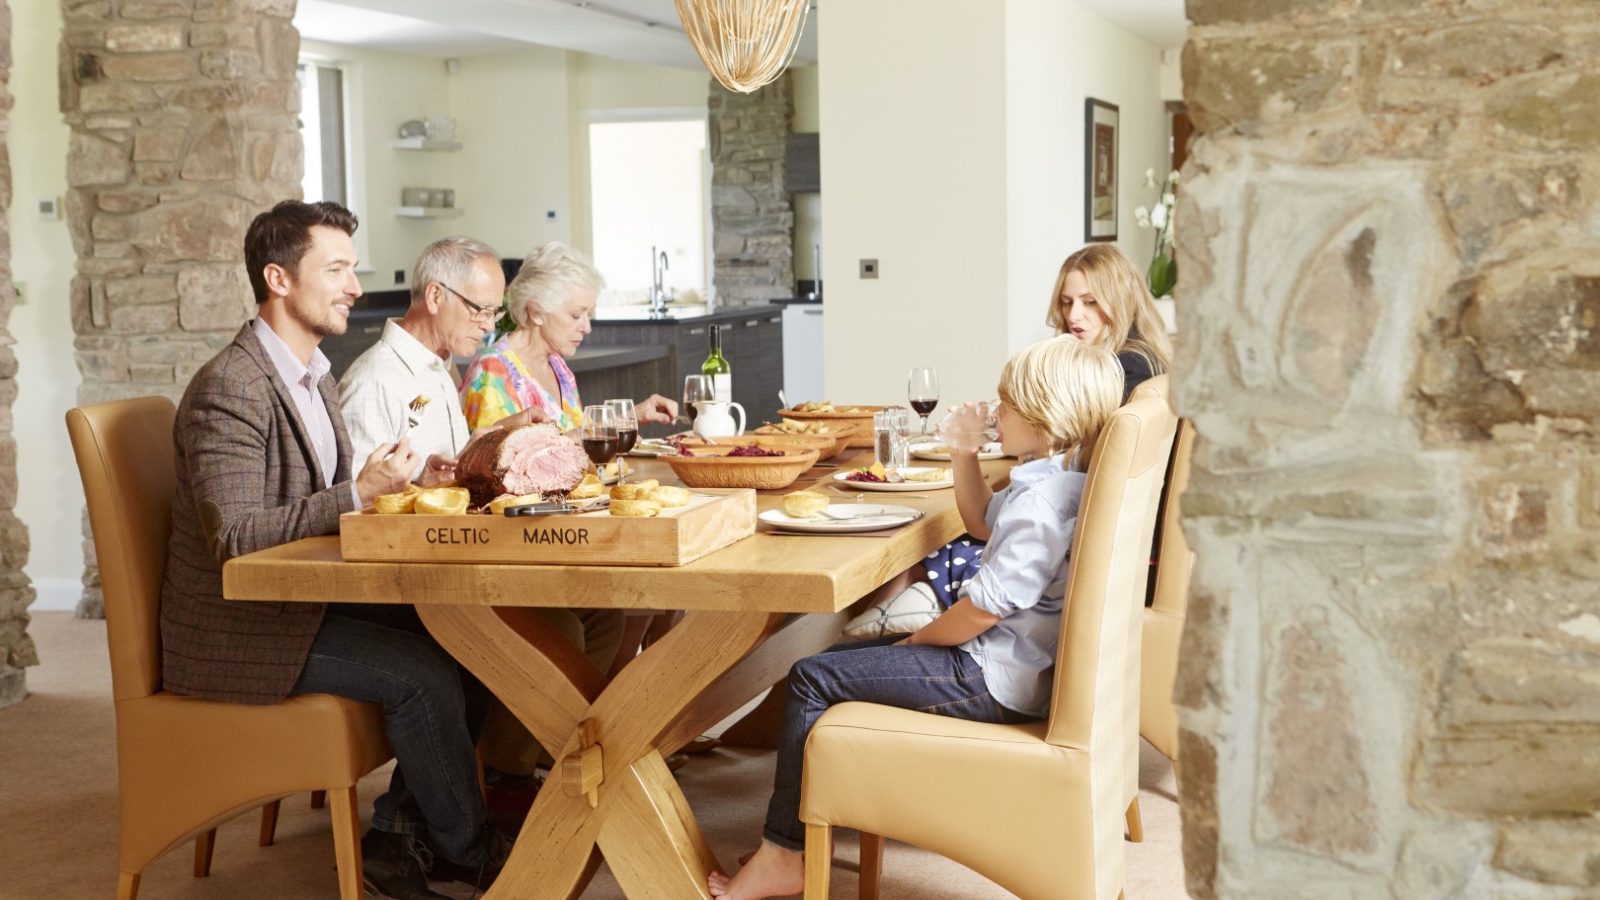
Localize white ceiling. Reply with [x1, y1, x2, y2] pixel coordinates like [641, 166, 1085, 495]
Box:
[1073, 0, 1188, 49]
[293, 0, 1185, 70]
[294, 0, 819, 70]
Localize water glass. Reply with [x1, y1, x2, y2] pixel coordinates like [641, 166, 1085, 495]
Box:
[891, 408, 913, 470]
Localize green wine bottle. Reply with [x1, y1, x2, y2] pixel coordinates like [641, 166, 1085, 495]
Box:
[702, 324, 732, 403]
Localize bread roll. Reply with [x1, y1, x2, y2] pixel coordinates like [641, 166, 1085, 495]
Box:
[609, 498, 661, 518]
[414, 487, 470, 515]
[373, 489, 418, 515]
[610, 479, 660, 501]
[568, 474, 604, 500]
[487, 493, 542, 515]
[783, 490, 830, 519]
[648, 485, 691, 508]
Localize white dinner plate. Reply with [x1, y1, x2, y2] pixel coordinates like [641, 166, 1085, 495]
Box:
[832, 468, 955, 491]
[759, 504, 923, 533]
[908, 441, 1005, 461]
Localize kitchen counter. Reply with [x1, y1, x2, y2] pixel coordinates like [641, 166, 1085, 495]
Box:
[589, 304, 779, 324]
[566, 344, 669, 374]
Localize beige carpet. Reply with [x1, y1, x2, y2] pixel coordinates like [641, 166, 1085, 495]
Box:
[0, 613, 1190, 899]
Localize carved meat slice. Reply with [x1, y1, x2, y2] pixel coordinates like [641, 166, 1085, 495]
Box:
[455, 423, 590, 508]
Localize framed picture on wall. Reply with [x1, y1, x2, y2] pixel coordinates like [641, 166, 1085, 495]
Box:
[1084, 98, 1119, 242]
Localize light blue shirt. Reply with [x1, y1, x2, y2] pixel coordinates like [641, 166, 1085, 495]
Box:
[959, 454, 1086, 718]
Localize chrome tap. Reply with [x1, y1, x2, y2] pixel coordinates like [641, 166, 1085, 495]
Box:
[649, 246, 670, 312]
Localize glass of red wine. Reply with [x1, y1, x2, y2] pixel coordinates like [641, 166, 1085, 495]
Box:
[605, 398, 638, 483]
[908, 367, 940, 435]
[581, 404, 619, 483]
[682, 375, 714, 428]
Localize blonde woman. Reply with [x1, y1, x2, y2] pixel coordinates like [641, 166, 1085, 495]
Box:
[710, 336, 1125, 900]
[1048, 243, 1172, 400]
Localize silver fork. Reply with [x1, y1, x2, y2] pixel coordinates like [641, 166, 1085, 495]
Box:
[395, 395, 430, 444]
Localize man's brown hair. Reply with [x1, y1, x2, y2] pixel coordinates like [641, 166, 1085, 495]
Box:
[244, 200, 359, 303]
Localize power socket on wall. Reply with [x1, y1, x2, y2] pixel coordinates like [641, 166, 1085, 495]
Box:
[859, 259, 879, 279]
[393, 269, 405, 285]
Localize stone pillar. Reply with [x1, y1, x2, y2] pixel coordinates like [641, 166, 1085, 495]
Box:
[0, 0, 38, 709]
[1177, 3, 1600, 896]
[709, 75, 795, 308]
[61, 0, 303, 617]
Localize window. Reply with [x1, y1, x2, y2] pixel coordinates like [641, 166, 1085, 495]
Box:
[298, 60, 348, 205]
[588, 118, 710, 296]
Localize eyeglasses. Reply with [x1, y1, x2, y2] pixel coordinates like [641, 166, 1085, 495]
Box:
[438, 283, 501, 323]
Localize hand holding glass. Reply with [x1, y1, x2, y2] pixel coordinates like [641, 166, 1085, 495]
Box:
[937, 401, 999, 452]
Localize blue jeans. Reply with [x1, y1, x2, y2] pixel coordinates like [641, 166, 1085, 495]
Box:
[290, 605, 491, 865]
[763, 636, 1034, 851]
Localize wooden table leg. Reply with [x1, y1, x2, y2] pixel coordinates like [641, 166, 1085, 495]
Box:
[419, 605, 789, 900]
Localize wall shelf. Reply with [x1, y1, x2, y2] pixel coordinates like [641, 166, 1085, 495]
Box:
[391, 137, 462, 152]
[395, 206, 465, 219]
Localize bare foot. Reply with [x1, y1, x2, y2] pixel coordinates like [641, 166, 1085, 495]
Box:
[707, 842, 804, 900]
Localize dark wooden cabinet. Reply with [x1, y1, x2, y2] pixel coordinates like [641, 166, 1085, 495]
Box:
[584, 309, 784, 437]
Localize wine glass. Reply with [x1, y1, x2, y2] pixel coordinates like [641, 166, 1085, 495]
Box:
[581, 405, 619, 483]
[682, 375, 714, 429]
[908, 367, 940, 435]
[606, 399, 638, 483]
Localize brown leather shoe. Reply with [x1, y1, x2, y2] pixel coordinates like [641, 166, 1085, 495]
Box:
[360, 829, 450, 900]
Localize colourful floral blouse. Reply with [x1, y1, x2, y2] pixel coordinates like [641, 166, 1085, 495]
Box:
[459, 336, 583, 432]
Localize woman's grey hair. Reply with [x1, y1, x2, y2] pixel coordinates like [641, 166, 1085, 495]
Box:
[506, 242, 605, 329]
[411, 237, 500, 305]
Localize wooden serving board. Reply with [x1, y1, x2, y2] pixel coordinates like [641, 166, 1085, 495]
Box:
[338, 489, 756, 567]
[776, 405, 884, 448]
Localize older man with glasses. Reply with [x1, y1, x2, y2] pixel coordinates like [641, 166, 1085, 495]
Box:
[337, 237, 625, 888]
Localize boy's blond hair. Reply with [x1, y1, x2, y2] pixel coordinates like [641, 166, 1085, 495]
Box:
[998, 335, 1124, 462]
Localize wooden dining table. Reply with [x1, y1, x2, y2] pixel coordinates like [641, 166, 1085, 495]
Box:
[222, 451, 1013, 899]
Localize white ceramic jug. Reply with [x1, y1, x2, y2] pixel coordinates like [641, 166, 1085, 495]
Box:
[693, 400, 746, 439]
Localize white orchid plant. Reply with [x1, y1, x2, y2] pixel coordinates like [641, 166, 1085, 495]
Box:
[1134, 168, 1179, 298]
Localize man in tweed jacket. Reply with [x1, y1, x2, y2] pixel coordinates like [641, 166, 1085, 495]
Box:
[162, 200, 503, 899]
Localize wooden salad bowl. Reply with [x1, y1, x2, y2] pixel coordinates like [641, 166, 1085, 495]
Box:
[661, 446, 821, 490]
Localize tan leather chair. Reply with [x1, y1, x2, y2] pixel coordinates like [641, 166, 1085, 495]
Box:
[799, 394, 1177, 900]
[1138, 418, 1194, 767]
[67, 397, 391, 900]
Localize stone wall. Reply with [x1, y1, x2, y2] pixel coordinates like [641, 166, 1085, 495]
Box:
[62, 0, 304, 617]
[0, 0, 38, 709]
[1176, 2, 1599, 897]
[709, 76, 794, 307]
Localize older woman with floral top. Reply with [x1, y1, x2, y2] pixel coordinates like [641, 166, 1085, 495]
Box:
[460, 242, 676, 431]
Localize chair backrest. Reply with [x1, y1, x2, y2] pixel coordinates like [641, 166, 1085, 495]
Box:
[1149, 418, 1195, 617]
[66, 397, 177, 702]
[1044, 394, 1175, 898]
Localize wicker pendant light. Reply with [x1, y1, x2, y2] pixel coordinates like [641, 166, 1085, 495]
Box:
[675, 0, 811, 94]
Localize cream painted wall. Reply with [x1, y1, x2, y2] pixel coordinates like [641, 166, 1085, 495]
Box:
[1004, 0, 1167, 353]
[1161, 54, 1183, 101]
[818, 0, 1011, 409]
[11, 1, 86, 610]
[821, 0, 1171, 409]
[300, 40, 459, 293]
[790, 64, 821, 283]
[445, 47, 573, 262]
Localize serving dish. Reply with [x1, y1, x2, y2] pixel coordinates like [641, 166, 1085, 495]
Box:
[662, 446, 821, 490]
